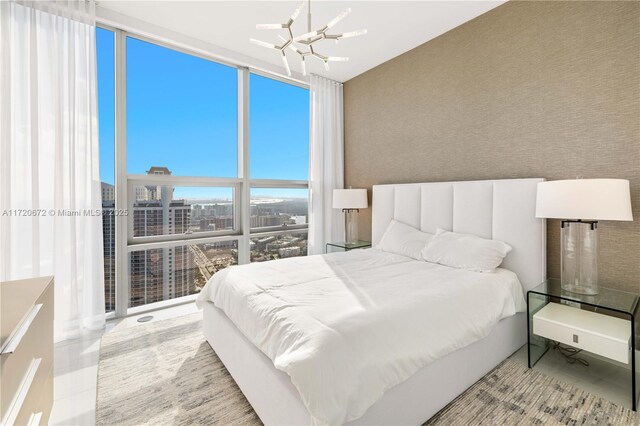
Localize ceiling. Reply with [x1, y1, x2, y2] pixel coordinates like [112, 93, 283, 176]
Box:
[97, 1, 506, 83]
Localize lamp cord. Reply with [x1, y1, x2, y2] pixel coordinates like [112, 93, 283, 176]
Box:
[552, 341, 590, 367]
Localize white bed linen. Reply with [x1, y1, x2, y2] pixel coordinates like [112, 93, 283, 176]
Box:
[196, 249, 526, 425]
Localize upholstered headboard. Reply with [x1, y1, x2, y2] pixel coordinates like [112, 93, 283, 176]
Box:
[372, 178, 546, 292]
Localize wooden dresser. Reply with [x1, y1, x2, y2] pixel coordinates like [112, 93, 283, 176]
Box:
[0, 276, 54, 426]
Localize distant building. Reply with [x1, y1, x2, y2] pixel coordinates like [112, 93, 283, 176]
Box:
[101, 183, 116, 311]
[291, 215, 306, 225]
[101, 182, 115, 202]
[134, 186, 149, 201]
[102, 199, 116, 312]
[199, 216, 234, 232]
[251, 215, 286, 228]
[147, 166, 171, 175]
[144, 166, 173, 201]
[101, 166, 196, 311]
[279, 246, 301, 258]
[129, 166, 194, 306]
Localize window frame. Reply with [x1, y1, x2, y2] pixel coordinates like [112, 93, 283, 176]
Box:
[124, 33, 241, 179]
[126, 175, 243, 245]
[98, 24, 310, 319]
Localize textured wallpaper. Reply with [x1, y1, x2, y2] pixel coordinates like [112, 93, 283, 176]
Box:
[344, 1, 640, 293]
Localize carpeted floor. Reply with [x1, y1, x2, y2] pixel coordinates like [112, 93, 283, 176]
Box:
[96, 313, 639, 426]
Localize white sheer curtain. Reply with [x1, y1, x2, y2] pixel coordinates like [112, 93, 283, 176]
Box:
[0, 0, 105, 340]
[308, 75, 345, 255]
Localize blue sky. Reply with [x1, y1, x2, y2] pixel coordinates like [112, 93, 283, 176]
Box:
[97, 28, 115, 184]
[96, 28, 309, 199]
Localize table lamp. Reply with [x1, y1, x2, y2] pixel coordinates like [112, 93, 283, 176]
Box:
[535, 178, 633, 295]
[333, 188, 368, 244]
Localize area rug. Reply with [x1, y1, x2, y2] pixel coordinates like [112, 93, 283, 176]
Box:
[96, 313, 639, 425]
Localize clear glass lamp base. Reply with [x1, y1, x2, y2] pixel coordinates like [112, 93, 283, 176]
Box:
[560, 221, 599, 295]
[344, 210, 359, 244]
[561, 283, 599, 296]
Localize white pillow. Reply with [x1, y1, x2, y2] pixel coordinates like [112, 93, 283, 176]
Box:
[376, 220, 434, 260]
[421, 228, 512, 272]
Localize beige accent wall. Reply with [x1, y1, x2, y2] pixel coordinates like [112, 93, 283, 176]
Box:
[344, 1, 640, 293]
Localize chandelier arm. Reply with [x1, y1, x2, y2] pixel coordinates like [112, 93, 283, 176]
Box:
[279, 35, 307, 56]
[256, 23, 286, 30]
[251, 0, 365, 75]
[293, 30, 319, 42]
[337, 29, 368, 39]
[250, 38, 279, 50]
[313, 52, 327, 62]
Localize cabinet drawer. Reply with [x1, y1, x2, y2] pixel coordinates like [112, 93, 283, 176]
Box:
[533, 302, 631, 364]
[0, 283, 53, 423]
[13, 365, 53, 426]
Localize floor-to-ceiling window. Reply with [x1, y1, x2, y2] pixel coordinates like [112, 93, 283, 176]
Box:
[249, 73, 309, 262]
[96, 28, 309, 316]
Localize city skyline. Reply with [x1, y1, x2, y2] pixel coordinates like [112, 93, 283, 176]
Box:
[100, 166, 308, 312]
[100, 180, 309, 202]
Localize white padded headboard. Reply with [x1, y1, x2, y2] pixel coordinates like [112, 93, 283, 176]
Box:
[372, 178, 546, 292]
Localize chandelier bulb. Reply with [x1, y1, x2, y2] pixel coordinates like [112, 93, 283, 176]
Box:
[281, 52, 292, 77]
[327, 8, 351, 28]
[290, 2, 305, 21]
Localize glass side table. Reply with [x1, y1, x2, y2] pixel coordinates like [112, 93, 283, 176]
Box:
[325, 241, 371, 253]
[527, 279, 639, 410]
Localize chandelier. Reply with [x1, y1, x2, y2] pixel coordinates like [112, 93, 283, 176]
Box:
[250, 1, 367, 76]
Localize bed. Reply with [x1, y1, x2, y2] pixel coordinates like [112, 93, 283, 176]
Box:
[197, 178, 546, 425]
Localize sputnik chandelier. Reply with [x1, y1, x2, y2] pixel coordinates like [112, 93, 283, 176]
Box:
[249, 0, 367, 76]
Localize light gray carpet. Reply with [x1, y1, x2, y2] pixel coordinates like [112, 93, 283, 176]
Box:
[96, 313, 260, 426]
[96, 313, 639, 425]
[426, 359, 639, 426]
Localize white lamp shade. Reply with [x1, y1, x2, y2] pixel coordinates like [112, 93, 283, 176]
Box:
[333, 189, 368, 209]
[536, 179, 633, 221]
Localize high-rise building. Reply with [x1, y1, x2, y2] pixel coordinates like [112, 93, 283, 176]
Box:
[101, 182, 115, 202]
[129, 166, 195, 307]
[101, 167, 196, 311]
[129, 198, 194, 306]
[134, 186, 150, 201]
[291, 215, 306, 225]
[198, 216, 234, 232]
[101, 184, 116, 312]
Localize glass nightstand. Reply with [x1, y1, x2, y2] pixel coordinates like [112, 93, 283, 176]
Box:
[325, 241, 371, 253]
[527, 279, 639, 410]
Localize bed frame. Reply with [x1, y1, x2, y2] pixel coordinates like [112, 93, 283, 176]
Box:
[203, 178, 546, 425]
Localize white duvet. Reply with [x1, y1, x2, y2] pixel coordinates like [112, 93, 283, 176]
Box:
[196, 248, 526, 425]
